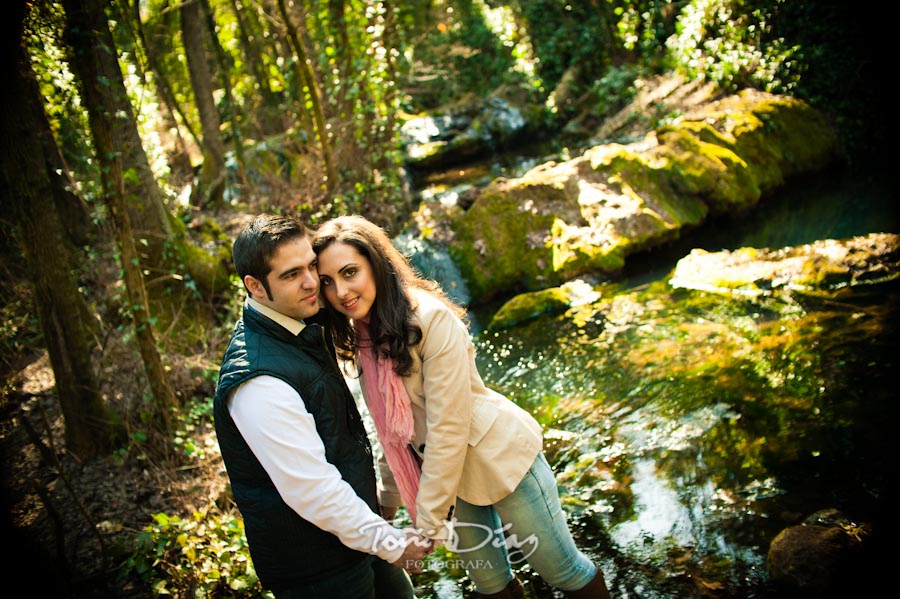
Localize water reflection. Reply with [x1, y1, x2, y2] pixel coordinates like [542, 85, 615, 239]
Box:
[463, 274, 896, 598]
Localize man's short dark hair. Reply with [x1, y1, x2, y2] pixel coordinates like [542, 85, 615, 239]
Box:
[233, 214, 309, 298]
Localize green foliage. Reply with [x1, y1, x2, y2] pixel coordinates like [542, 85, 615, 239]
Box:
[760, 0, 886, 156]
[665, 0, 800, 94]
[515, 0, 617, 93]
[24, 1, 101, 205]
[590, 63, 642, 120]
[120, 508, 272, 598]
[614, 0, 678, 64]
[401, 0, 520, 108]
[173, 396, 216, 459]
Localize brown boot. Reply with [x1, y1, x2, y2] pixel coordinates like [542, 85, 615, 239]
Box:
[476, 576, 525, 598]
[562, 565, 611, 599]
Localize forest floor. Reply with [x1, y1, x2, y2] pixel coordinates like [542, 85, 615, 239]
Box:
[0, 213, 251, 597]
[1, 332, 229, 597]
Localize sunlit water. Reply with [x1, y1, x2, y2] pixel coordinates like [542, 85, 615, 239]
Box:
[394, 156, 897, 598]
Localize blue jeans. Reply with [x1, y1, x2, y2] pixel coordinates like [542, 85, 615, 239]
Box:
[451, 453, 597, 594]
[275, 555, 414, 599]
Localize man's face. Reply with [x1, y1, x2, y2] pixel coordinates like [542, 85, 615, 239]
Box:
[245, 238, 321, 321]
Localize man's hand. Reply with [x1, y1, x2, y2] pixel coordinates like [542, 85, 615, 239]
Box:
[391, 530, 434, 574]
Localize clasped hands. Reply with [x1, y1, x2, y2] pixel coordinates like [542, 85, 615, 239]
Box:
[392, 529, 436, 573]
[383, 505, 439, 574]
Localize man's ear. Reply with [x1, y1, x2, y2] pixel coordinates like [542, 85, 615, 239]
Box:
[244, 275, 265, 299]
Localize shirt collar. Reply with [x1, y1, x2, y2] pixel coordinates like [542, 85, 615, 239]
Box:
[246, 297, 306, 336]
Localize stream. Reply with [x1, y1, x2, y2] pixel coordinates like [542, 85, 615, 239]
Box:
[392, 151, 897, 598]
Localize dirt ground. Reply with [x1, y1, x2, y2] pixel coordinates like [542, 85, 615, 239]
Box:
[1, 343, 228, 597]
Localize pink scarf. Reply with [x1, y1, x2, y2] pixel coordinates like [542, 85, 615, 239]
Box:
[356, 319, 422, 523]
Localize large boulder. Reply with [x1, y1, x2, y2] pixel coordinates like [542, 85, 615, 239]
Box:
[488, 232, 899, 331]
[428, 87, 838, 304]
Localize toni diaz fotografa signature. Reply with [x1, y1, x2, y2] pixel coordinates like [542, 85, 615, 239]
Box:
[362, 518, 540, 563]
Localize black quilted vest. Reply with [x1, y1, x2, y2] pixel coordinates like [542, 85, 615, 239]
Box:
[214, 306, 378, 590]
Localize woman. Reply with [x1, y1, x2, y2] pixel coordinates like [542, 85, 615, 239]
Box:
[312, 215, 610, 599]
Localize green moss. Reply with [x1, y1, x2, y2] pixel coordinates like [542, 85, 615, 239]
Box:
[488, 286, 570, 330]
[450, 181, 565, 301]
[549, 217, 629, 276]
[655, 127, 760, 212]
[587, 146, 710, 232]
[794, 256, 850, 288]
[661, 93, 838, 202]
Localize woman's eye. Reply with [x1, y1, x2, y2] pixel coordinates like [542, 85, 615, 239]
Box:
[319, 277, 332, 286]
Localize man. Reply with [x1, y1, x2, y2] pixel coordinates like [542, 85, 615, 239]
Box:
[214, 214, 430, 599]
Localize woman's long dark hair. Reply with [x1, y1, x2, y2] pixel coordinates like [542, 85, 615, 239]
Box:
[311, 215, 466, 377]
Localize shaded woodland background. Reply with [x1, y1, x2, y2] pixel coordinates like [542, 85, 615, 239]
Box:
[0, 0, 889, 596]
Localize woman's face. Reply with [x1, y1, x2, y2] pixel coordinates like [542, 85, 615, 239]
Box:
[316, 241, 377, 320]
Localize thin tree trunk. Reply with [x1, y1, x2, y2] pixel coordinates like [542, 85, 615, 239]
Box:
[228, 0, 283, 135]
[277, 0, 336, 190]
[259, 0, 312, 135]
[181, 0, 226, 210]
[124, 0, 196, 177]
[327, 0, 352, 113]
[100, 145, 177, 432]
[374, 0, 400, 170]
[1, 0, 121, 459]
[199, 0, 247, 185]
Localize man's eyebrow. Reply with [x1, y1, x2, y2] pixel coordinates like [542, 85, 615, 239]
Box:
[276, 266, 300, 279]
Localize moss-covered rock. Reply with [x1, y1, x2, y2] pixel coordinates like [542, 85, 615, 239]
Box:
[446, 88, 839, 303]
[488, 287, 569, 331]
[669, 233, 900, 296]
[401, 88, 547, 171]
[487, 279, 601, 330]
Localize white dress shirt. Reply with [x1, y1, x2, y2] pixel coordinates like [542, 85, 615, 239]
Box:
[227, 299, 407, 563]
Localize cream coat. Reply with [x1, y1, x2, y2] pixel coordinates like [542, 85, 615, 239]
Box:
[363, 289, 544, 540]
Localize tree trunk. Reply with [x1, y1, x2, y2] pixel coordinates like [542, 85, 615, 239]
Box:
[125, 0, 196, 178]
[259, 0, 312, 135]
[181, 0, 227, 210]
[328, 0, 352, 113]
[199, 0, 247, 185]
[374, 0, 400, 170]
[1, 0, 121, 459]
[61, 0, 174, 276]
[277, 0, 337, 190]
[62, 0, 178, 431]
[228, 0, 284, 135]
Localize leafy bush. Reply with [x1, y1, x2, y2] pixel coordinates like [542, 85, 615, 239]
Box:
[121, 509, 271, 598]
